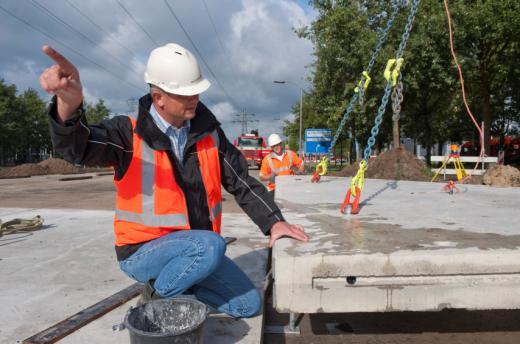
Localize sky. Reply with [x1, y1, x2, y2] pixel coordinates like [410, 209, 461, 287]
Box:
[0, 0, 316, 140]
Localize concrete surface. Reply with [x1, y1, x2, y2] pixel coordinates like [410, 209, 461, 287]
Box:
[273, 176, 520, 314]
[0, 208, 268, 344]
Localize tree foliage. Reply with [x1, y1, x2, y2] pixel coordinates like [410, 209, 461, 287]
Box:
[286, 0, 520, 160]
[85, 99, 111, 124]
[0, 79, 112, 164]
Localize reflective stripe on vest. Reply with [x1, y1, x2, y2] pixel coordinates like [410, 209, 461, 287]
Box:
[115, 139, 190, 227]
[267, 151, 294, 174]
[114, 117, 222, 245]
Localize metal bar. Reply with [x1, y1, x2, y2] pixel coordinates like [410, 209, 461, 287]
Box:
[264, 312, 301, 335]
[23, 283, 143, 344]
[23, 236, 237, 343]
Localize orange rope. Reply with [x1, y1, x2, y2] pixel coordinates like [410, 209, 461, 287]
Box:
[443, 0, 485, 178]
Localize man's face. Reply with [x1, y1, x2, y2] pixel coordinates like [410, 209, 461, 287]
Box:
[165, 92, 199, 120]
[154, 89, 199, 122]
[272, 143, 282, 154]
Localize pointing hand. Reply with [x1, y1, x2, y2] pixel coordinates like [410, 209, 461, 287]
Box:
[39, 45, 83, 121]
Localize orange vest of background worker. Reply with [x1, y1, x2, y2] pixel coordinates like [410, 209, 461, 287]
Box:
[260, 133, 303, 192]
[114, 118, 222, 246]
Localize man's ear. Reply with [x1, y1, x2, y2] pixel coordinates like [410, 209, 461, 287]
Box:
[151, 91, 164, 108]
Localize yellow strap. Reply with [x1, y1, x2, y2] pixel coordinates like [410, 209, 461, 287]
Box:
[354, 71, 371, 93]
[315, 156, 328, 176]
[384, 58, 404, 86]
[350, 160, 367, 197]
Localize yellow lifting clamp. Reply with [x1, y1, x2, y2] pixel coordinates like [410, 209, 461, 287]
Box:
[354, 71, 372, 93]
[311, 156, 329, 183]
[431, 144, 468, 182]
[384, 58, 404, 86]
[340, 160, 367, 215]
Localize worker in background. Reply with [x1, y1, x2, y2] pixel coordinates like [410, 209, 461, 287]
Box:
[260, 133, 304, 193]
[39, 43, 308, 318]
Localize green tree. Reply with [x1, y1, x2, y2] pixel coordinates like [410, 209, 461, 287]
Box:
[85, 99, 111, 124]
[0, 79, 19, 163]
[16, 88, 50, 159]
[0, 81, 49, 163]
[287, 0, 520, 160]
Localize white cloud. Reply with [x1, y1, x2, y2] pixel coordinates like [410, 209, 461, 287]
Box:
[209, 101, 236, 123]
[0, 0, 316, 138]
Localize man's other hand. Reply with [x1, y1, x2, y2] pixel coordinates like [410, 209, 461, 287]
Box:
[269, 221, 309, 248]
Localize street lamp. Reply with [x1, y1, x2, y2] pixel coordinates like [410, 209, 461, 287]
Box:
[273, 80, 304, 158]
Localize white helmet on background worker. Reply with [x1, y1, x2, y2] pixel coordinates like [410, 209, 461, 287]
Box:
[144, 43, 210, 96]
[268, 134, 283, 147]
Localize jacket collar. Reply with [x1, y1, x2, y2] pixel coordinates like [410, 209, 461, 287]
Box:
[136, 94, 220, 151]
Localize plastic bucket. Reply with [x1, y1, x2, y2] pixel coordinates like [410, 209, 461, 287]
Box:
[124, 298, 209, 344]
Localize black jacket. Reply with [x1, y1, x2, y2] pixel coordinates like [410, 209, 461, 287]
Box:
[48, 94, 284, 260]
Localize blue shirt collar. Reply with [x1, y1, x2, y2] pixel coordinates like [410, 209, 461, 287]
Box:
[149, 104, 190, 134]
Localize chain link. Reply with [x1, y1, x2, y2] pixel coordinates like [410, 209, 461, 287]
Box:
[328, 1, 401, 155]
[391, 78, 404, 121]
[363, 0, 420, 162]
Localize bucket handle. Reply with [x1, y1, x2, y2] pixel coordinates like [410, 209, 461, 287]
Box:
[112, 323, 126, 332]
[112, 306, 134, 332]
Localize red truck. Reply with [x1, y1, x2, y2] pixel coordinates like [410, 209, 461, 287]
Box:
[461, 136, 520, 165]
[233, 131, 270, 169]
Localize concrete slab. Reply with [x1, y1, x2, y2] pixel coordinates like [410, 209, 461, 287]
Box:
[0, 208, 268, 343]
[272, 176, 520, 314]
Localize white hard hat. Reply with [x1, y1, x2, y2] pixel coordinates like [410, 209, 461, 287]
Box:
[144, 43, 210, 96]
[268, 134, 283, 147]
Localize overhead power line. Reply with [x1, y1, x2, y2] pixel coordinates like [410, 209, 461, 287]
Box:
[232, 109, 258, 135]
[115, 0, 158, 47]
[163, 0, 238, 108]
[201, 0, 229, 62]
[64, 0, 138, 57]
[29, 0, 135, 72]
[201, 0, 241, 95]
[0, 4, 145, 93]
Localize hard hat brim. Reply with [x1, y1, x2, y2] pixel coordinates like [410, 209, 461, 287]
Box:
[154, 78, 211, 96]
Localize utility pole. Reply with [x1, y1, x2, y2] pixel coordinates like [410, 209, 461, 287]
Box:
[127, 97, 138, 114]
[232, 109, 258, 134]
[273, 80, 304, 158]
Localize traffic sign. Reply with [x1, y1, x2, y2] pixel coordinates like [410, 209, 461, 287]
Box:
[304, 129, 332, 154]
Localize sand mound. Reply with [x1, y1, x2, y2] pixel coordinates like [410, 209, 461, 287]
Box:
[483, 165, 520, 187]
[0, 163, 48, 177]
[0, 158, 104, 178]
[336, 147, 430, 181]
[38, 158, 82, 174]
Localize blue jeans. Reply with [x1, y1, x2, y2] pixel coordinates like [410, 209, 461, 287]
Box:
[119, 230, 261, 318]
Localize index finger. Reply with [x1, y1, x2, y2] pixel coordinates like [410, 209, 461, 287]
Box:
[42, 45, 76, 74]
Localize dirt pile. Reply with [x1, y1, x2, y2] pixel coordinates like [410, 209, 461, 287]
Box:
[0, 163, 48, 177]
[0, 158, 100, 178]
[483, 165, 520, 187]
[38, 158, 82, 174]
[335, 147, 430, 181]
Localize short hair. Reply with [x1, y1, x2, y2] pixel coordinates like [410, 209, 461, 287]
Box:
[149, 84, 162, 95]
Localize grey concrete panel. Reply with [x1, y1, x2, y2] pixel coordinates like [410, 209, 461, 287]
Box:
[272, 176, 520, 313]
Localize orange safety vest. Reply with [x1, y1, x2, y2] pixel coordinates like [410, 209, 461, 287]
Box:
[114, 117, 222, 246]
[264, 151, 296, 191]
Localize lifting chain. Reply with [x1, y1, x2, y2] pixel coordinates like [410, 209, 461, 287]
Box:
[328, 0, 401, 156]
[363, 0, 420, 163]
[391, 78, 404, 121]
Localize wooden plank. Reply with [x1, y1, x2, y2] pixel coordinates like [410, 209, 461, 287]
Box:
[0, 175, 31, 179]
[58, 176, 93, 181]
[430, 168, 484, 175]
[23, 282, 142, 344]
[430, 156, 498, 163]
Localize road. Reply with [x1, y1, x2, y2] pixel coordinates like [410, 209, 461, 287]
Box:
[1, 170, 519, 343]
